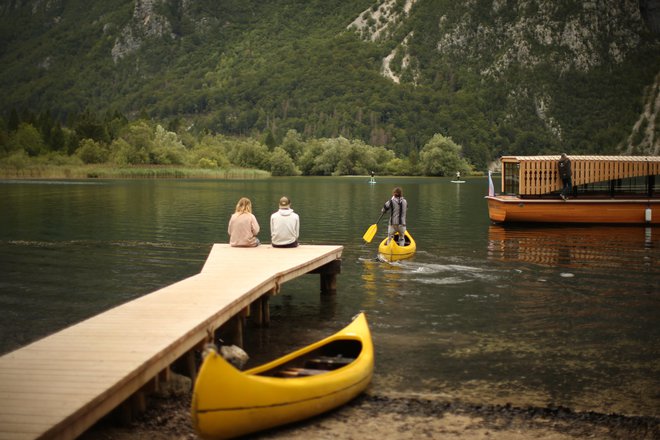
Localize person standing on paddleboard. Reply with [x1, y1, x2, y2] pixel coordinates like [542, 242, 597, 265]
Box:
[381, 187, 407, 246]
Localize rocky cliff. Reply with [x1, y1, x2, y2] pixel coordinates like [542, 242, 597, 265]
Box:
[0, 0, 658, 157]
[351, 0, 659, 154]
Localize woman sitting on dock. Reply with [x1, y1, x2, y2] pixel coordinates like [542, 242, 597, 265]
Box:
[228, 197, 261, 247]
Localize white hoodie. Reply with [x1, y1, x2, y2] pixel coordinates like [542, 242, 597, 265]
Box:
[270, 208, 300, 245]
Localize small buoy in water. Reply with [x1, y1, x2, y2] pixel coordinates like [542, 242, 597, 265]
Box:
[560, 273, 574, 278]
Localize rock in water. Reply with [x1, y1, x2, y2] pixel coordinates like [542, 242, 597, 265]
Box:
[154, 371, 192, 398]
[220, 345, 249, 369]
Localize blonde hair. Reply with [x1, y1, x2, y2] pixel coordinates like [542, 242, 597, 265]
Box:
[235, 197, 253, 214]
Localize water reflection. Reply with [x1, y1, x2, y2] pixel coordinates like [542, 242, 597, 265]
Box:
[359, 259, 380, 309]
[480, 224, 660, 415]
[488, 224, 656, 265]
[1, 179, 659, 419]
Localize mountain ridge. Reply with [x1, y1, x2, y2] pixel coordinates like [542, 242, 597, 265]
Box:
[1, 0, 658, 166]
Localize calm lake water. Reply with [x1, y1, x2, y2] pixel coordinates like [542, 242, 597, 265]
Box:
[1, 177, 658, 418]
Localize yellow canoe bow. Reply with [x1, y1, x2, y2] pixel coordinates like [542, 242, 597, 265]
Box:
[191, 312, 374, 439]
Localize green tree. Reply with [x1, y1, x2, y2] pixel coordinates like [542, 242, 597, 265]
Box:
[114, 121, 154, 164]
[386, 157, 413, 176]
[8, 109, 19, 132]
[269, 147, 298, 176]
[298, 140, 326, 175]
[226, 138, 270, 169]
[74, 110, 110, 144]
[0, 151, 29, 169]
[0, 116, 8, 154]
[110, 138, 147, 165]
[313, 138, 346, 175]
[281, 129, 303, 161]
[151, 125, 186, 164]
[76, 138, 109, 164]
[407, 149, 420, 175]
[419, 134, 472, 176]
[10, 123, 45, 157]
[512, 131, 552, 156]
[104, 110, 129, 141]
[263, 131, 276, 151]
[49, 123, 66, 152]
[188, 134, 231, 168]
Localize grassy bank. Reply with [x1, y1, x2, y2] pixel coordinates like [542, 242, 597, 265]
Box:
[0, 164, 271, 180]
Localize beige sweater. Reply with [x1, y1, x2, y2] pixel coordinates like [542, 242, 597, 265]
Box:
[228, 212, 260, 247]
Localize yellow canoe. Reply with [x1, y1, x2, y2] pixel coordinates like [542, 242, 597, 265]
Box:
[191, 312, 374, 439]
[377, 230, 416, 261]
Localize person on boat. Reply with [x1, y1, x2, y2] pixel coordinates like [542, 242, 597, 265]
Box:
[270, 196, 300, 248]
[381, 187, 407, 247]
[558, 153, 572, 200]
[228, 197, 260, 247]
[455, 171, 461, 180]
[370, 170, 376, 183]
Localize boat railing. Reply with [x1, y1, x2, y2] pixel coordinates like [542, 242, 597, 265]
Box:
[500, 155, 660, 197]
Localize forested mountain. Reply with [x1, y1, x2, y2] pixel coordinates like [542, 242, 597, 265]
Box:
[1, 0, 659, 172]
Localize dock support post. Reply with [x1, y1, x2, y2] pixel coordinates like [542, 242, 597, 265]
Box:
[262, 292, 271, 326]
[232, 315, 243, 348]
[310, 259, 341, 295]
[320, 273, 337, 294]
[116, 390, 147, 426]
[251, 290, 273, 327]
[252, 299, 263, 326]
[185, 350, 197, 386]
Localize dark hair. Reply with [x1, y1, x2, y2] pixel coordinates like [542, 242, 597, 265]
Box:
[393, 187, 402, 197]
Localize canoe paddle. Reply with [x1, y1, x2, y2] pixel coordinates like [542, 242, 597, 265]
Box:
[362, 212, 385, 244]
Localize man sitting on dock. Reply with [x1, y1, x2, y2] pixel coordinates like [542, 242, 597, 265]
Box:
[270, 196, 300, 248]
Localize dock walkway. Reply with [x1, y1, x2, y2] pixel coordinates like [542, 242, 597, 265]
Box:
[0, 244, 343, 440]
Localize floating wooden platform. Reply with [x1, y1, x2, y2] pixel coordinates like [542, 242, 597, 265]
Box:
[0, 244, 343, 440]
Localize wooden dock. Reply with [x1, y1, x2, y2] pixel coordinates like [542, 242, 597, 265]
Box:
[0, 244, 343, 440]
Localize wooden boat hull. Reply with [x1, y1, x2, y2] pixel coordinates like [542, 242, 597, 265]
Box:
[486, 196, 659, 224]
[191, 313, 374, 439]
[377, 230, 416, 261]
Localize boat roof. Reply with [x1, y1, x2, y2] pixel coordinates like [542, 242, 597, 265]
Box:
[501, 155, 660, 162]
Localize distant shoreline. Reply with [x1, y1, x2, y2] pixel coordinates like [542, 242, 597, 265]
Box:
[0, 166, 485, 180]
[0, 165, 271, 180]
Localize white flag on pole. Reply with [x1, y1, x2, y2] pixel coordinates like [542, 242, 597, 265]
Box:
[488, 170, 495, 197]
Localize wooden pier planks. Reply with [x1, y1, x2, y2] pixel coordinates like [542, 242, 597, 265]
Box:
[0, 244, 343, 440]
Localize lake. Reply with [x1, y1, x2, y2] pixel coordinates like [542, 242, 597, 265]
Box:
[0, 177, 658, 418]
